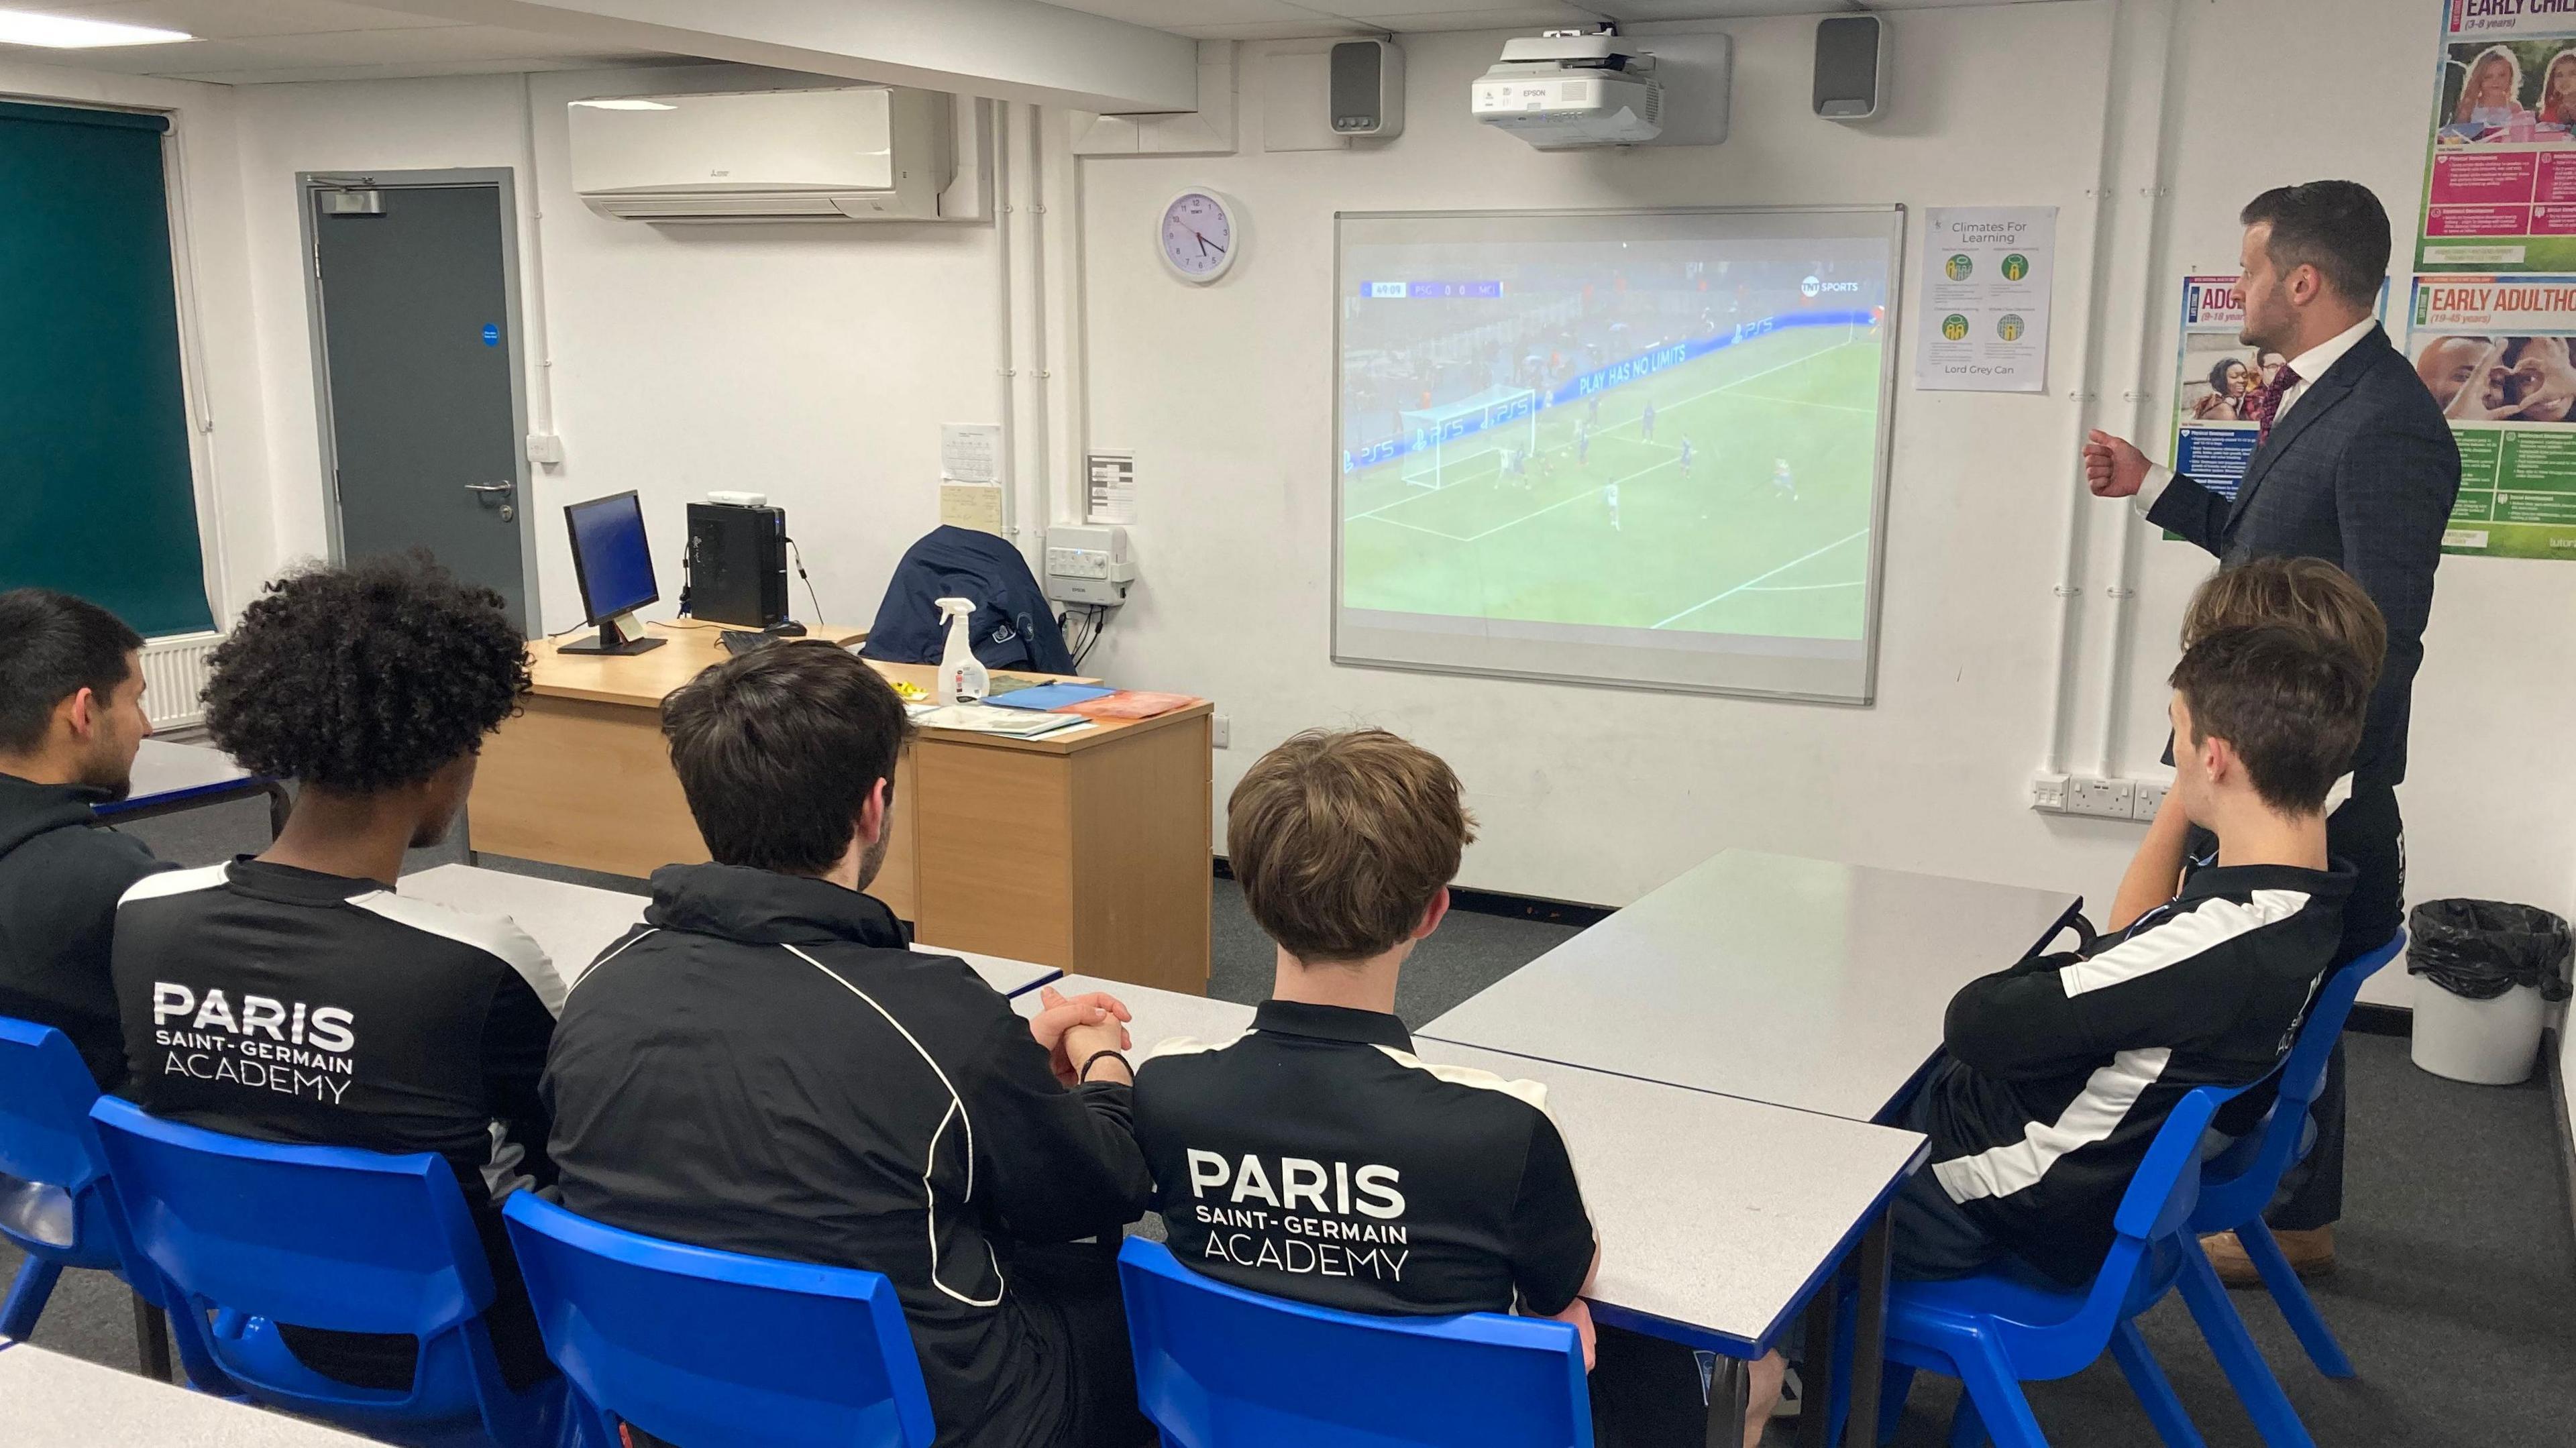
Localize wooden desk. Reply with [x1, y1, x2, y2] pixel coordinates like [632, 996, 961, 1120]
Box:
[468, 622, 1214, 993]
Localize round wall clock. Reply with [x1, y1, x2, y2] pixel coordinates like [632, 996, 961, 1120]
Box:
[1159, 188, 1241, 284]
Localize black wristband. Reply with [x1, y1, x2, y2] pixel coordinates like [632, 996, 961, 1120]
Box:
[1077, 1048, 1130, 1082]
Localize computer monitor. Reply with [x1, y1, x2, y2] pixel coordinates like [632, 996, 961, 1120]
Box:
[561, 491, 665, 655]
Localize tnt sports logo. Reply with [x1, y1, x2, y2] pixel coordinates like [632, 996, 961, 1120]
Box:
[1802, 275, 1862, 298]
[2001, 254, 2031, 282]
[1944, 254, 1974, 282]
[1941, 314, 1971, 342]
[1997, 314, 2027, 342]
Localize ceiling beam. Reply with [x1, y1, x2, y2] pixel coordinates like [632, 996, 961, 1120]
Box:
[362, 0, 1203, 111]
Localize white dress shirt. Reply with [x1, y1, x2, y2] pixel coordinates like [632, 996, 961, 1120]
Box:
[2135, 314, 2380, 517]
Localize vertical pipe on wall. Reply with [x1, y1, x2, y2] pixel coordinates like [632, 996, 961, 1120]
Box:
[1047, 109, 1091, 531]
[2038, 3, 2133, 777]
[2088, 0, 2189, 781]
[519, 74, 559, 444]
[991, 98, 1018, 540]
[1024, 102, 1053, 545]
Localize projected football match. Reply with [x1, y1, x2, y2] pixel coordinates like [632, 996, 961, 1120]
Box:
[1334, 208, 1902, 702]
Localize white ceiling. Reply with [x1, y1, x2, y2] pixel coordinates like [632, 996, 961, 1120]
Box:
[1037, 0, 2041, 41]
[0, 0, 667, 83]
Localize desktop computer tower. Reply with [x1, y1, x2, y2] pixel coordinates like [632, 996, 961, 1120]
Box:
[685, 502, 790, 628]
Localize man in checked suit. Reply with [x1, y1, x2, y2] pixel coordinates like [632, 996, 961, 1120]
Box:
[2083, 180, 2457, 1282]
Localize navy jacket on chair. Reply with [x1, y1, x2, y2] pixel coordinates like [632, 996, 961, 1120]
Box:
[861, 527, 1074, 675]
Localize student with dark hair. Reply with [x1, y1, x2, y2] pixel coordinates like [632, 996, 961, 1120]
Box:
[113, 555, 559, 1392]
[0, 588, 170, 1087]
[1890, 623, 2372, 1286]
[544, 643, 1153, 1448]
[1131, 728, 1778, 1447]
[2083, 179, 2452, 1278]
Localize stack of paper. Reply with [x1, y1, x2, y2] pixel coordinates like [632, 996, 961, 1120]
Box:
[912, 703, 1091, 738]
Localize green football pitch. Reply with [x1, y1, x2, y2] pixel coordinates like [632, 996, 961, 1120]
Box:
[1341, 326, 1884, 639]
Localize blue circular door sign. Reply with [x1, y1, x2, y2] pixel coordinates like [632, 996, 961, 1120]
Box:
[481, 323, 500, 346]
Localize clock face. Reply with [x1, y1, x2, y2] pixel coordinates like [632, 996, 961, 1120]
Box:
[1161, 190, 1236, 282]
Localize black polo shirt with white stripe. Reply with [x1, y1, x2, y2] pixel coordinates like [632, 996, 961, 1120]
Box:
[1132, 999, 1595, 1319]
[113, 859, 565, 1206]
[111, 858, 566, 1388]
[1917, 858, 2353, 1284]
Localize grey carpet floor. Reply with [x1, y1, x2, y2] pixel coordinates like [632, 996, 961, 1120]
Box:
[11, 797, 2571, 1445]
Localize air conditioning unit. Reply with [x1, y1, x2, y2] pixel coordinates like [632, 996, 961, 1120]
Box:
[568, 87, 954, 223]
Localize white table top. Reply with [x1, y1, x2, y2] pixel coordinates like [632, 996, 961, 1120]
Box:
[0, 1343, 379, 1446]
[117, 738, 257, 804]
[1423, 849, 2081, 1123]
[398, 863, 1060, 999]
[1032, 979, 1926, 1352]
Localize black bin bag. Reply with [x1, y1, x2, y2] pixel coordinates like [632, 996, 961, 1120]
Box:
[2406, 899, 2573, 1003]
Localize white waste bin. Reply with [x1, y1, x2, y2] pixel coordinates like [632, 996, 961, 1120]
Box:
[2410, 976, 2546, 1085]
[2406, 899, 2571, 1088]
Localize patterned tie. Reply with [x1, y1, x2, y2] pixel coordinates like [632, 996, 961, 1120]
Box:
[2247, 364, 2301, 446]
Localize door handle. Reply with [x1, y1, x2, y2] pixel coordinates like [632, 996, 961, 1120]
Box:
[464, 482, 515, 495]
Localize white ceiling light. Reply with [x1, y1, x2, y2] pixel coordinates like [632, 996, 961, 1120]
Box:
[571, 99, 677, 111]
[0, 9, 193, 48]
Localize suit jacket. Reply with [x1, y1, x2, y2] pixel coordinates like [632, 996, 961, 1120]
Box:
[2147, 324, 2457, 791]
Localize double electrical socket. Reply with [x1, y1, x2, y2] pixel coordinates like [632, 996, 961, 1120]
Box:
[2031, 773, 2169, 822]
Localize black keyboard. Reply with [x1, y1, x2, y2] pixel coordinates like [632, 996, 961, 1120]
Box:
[717, 630, 772, 657]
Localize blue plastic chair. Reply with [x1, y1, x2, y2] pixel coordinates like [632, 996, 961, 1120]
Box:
[1118, 1235, 1591, 1447]
[1873, 1082, 2316, 1448]
[2184, 930, 2405, 1380]
[500, 1190, 936, 1448]
[88, 1095, 561, 1447]
[0, 1017, 203, 1381]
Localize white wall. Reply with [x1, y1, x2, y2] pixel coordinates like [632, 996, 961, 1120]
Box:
[0, 58, 274, 625]
[199, 3, 2571, 1029]
[229, 66, 1006, 639]
[1081, 3, 2159, 909]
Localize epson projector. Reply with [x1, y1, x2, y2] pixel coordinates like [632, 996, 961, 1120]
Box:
[1472, 32, 1663, 150]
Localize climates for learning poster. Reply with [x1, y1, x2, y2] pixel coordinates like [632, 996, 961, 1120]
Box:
[1913, 207, 2055, 392]
[2408, 274, 2576, 559]
[2420, 0, 2576, 272]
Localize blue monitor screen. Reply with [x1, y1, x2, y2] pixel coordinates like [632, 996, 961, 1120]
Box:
[566, 492, 657, 622]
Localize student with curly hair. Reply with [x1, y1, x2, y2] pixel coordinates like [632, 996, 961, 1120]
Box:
[112, 555, 562, 1394]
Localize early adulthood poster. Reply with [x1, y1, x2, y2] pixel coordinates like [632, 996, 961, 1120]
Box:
[2408, 273, 2576, 559]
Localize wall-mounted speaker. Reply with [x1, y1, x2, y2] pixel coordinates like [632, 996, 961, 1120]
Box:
[1329, 39, 1405, 138]
[1814, 15, 1885, 123]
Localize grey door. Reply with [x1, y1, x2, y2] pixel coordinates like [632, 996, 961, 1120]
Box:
[311, 182, 528, 630]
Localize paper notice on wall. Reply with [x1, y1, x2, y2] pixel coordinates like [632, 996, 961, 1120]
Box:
[1913, 207, 2056, 392]
[2407, 274, 2576, 560]
[1086, 451, 1136, 523]
[2417, 2, 2576, 272]
[2169, 275, 2264, 509]
[940, 423, 1003, 484]
[939, 481, 1005, 536]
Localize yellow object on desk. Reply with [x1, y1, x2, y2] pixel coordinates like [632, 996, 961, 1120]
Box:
[467, 620, 1214, 993]
[891, 678, 928, 702]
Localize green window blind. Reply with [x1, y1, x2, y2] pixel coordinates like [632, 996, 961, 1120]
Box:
[0, 100, 213, 636]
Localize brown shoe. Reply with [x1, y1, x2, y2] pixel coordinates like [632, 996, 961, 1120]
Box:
[2202, 1225, 2336, 1286]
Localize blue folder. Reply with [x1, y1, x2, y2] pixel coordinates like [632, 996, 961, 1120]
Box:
[985, 683, 1118, 712]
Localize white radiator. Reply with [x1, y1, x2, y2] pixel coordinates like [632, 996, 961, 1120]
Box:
[140, 631, 223, 730]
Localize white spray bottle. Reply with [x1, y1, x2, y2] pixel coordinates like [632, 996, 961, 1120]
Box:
[934, 597, 989, 705]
